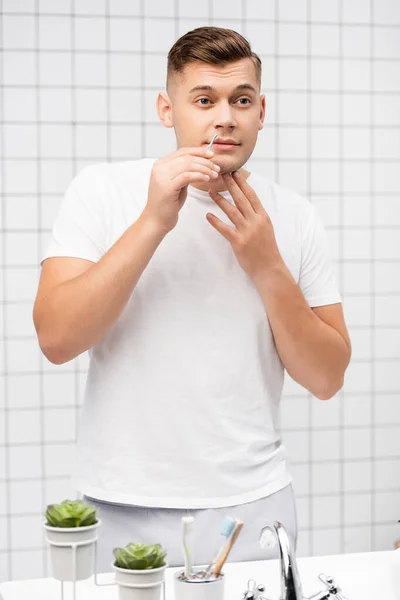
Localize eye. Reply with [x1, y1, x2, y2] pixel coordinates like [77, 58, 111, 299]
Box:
[195, 97, 252, 106]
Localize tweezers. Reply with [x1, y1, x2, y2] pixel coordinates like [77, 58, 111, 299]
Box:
[207, 134, 219, 151]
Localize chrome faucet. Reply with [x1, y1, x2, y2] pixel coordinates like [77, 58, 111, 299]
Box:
[258, 522, 347, 600]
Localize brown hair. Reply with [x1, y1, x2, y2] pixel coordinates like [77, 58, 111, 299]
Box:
[166, 26, 262, 92]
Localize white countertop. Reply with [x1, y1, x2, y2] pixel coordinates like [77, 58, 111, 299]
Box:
[1, 550, 400, 600]
[0, 560, 275, 600]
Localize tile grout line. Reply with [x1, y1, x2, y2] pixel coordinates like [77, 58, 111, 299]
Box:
[338, 0, 345, 554]
[0, 0, 13, 584]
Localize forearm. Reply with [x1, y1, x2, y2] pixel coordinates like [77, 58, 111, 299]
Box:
[39, 212, 167, 364]
[253, 261, 350, 399]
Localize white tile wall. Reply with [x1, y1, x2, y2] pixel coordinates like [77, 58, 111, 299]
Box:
[1, 0, 400, 585]
[344, 493, 372, 525]
[343, 524, 372, 553]
[313, 527, 342, 555]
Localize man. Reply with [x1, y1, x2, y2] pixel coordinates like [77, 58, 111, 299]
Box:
[33, 27, 351, 571]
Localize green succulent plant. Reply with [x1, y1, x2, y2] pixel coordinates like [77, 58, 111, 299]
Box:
[113, 543, 167, 570]
[45, 499, 98, 528]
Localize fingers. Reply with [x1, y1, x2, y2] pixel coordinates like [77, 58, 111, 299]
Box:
[161, 145, 223, 188]
[209, 189, 247, 229]
[175, 146, 215, 159]
[169, 154, 220, 181]
[230, 171, 264, 213]
[217, 173, 254, 220]
[173, 171, 214, 188]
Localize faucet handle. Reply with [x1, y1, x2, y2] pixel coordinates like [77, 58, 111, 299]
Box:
[242, 578, 257, 599]
[318, 573, 348, 600]
[242, 578, 271, 600]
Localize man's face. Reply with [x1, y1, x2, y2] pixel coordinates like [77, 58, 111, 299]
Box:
[158, 58, 265, 176]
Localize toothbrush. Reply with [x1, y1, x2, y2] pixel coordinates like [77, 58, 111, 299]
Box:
[181, 516, 195, 578]
[207, 133, 219, 151]
[212, 519, 244, 578]
[201, 516, 237, 580]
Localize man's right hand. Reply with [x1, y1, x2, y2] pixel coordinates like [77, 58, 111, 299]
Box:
[142, 146, 221, 233]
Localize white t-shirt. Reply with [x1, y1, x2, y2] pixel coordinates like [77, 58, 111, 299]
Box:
[40, 158, 342, 509]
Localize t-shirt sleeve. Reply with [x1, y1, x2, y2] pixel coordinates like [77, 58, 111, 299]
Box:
[40, 165, 107, 267]
[298, 202, 342, 307]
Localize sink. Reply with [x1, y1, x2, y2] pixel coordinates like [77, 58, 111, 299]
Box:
[1, 549, 399, 599]
[219, 549, 400, 600]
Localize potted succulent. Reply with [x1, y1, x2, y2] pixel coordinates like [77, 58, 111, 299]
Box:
[43, 499, 101, 581]
[112, 542, 168, 600]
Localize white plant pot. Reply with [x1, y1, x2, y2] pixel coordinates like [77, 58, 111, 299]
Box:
[112, 561, 168, 600]
[43, 519, 101, 582]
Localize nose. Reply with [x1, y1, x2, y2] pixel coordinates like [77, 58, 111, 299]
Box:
[213, 101, 237, 128]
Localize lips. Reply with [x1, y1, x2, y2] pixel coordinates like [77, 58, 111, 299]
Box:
[213, 141, 240, 145]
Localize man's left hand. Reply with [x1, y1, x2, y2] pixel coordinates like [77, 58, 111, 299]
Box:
[206, 170, 283, 283]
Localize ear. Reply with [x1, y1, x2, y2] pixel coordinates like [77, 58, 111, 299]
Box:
[258, 94, 266, 131]
[157, 92, 174, 128]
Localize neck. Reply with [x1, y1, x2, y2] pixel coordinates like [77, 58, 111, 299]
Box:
[190, 168, 251, 193]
